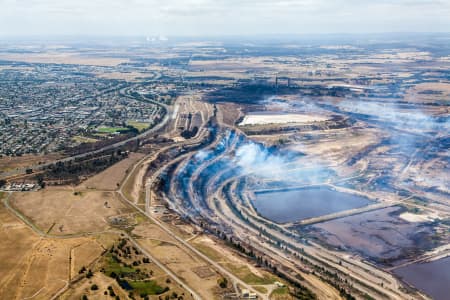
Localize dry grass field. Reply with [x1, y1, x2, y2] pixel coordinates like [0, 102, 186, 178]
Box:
[191, 235, 276, 285]
[10, 189, 132, 235]
[0, 153, 62, 173]
[138, 238, 222, 299]
[79, 152, 145, 191]
[217, 102, 243, 126]
[405, 82, 450, 103]
[70, 240, 105, 278]
[2, 187, 228, 300]
[122, 156, 147, 205]
[60, 272, 130, 300]
[95, 71, 149, 80]
[0, 198, 105, 300]
[189, 234, 334, 299]
[0, 52, 129, 66]
[61, 237, 195, 300]
[132, 223, 226, 299]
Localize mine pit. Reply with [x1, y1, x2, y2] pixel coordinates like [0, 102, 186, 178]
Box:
[153, 89, 449, 300]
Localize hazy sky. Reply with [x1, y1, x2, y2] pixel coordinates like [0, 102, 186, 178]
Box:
[1, 0, 450, 36]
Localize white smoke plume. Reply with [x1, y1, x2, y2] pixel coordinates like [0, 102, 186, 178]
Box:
[194, 149, 211, 161]
[338, 100, 449, 132]
[234, 143, 285, 176]
[232, 141, 331, 185]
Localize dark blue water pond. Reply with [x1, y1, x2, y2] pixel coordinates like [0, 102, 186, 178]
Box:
[253, 187, 372, 223]
[394, 256, 450, 300]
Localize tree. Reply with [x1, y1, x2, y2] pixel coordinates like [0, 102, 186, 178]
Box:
[217, 277, 228, 288]
[91, 284, 98, 290]
[36, 175, 45, 188]
[108, 286, 116, 297]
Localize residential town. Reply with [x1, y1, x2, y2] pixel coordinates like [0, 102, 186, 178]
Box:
[0, 63, 168, 156]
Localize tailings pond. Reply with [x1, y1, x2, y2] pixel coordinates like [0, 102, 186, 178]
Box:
[306, 206, 443, 266]
[253, 187, 372, 223]
[393, 256, 450, 300]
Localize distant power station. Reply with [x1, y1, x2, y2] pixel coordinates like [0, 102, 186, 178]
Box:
[275, 75, 291, 88]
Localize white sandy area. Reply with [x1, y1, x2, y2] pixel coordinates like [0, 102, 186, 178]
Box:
[399, 212, 439, 223]
[239, 113, 328, 126]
